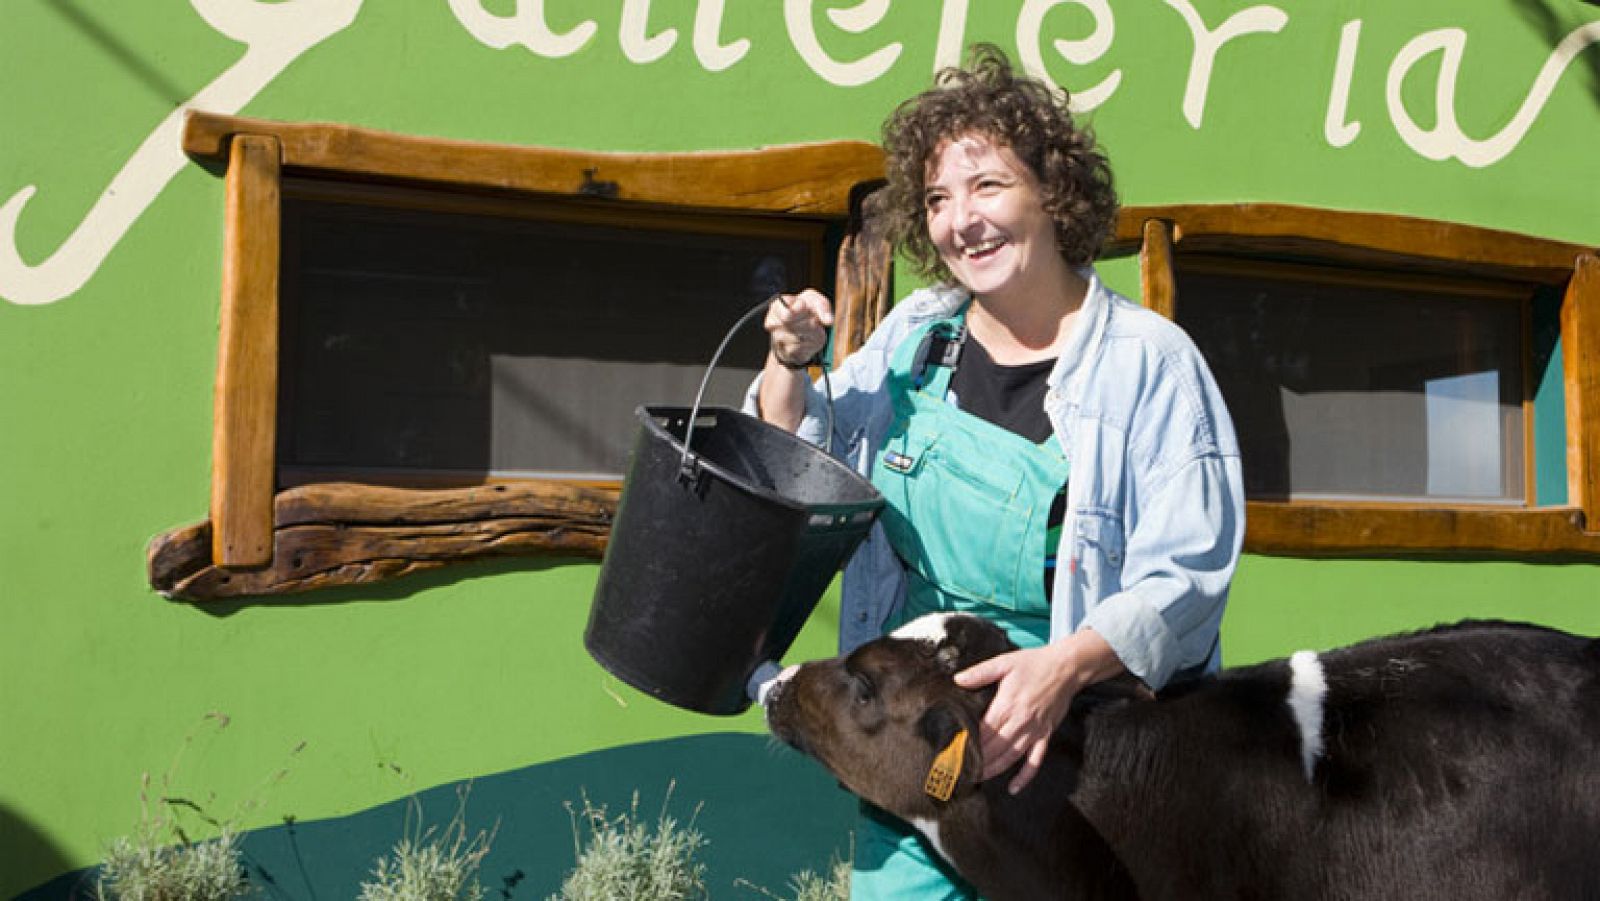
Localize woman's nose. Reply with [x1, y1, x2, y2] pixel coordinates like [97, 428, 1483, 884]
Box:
[950, 192, 980, 228]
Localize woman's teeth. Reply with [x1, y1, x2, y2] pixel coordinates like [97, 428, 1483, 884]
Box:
[964, 237, 1006, 257]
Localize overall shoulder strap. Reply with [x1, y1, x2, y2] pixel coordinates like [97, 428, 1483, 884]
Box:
[887, 306, 969, 396]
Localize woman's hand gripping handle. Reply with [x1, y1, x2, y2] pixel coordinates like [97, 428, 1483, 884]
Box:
[758, 290, 834, 432]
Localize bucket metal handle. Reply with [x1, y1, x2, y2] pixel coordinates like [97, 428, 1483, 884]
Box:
[680, 294, 837, 482]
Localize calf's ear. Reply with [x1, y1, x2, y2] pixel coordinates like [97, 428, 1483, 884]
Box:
[918, 703, 982, 796]
[935, 616, 1016, 673]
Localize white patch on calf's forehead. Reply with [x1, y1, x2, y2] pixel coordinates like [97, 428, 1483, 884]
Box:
[1287, 650, 1328, 782]
[890, 612, 963, 646]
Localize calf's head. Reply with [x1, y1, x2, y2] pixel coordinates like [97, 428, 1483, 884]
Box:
[765, 613, 1014, 819]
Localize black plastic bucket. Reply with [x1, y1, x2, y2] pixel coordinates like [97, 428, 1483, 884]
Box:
[587, 403, 883, 714]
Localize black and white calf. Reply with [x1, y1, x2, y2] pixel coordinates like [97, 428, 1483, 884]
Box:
[764, 612, 1600, 901]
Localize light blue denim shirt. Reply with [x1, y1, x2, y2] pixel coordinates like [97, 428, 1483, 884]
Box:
[745, 269, 1244, 692]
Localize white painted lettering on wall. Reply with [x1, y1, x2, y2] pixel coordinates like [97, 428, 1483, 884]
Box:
[1387, 21, 1600, 169]
[785, 0, 903, 87]
[693, 0, 749, 72]
[4, 2, 1597, 306]
[933, 0, 970, 73]
[1324, 19, 1363, 148]
[446, 0, 596, 57]
[0, 0, 362, 307]
[1164, 0, 1288, 129]
[1017, 0, 1120, 113]
[620, 0, 676, 64]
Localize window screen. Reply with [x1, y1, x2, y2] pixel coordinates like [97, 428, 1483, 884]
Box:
[278, 182, 822, 483]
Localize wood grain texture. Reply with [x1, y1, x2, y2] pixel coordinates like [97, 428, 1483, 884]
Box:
[1111, 204, 1590, 283]
[211, 134, 281, 568]
[1138, 218, 1176, 319]
[832, 182, 892, 365]
[184, 111, 883, 216]
[1562, 254, 1600, 531]
[1245, 502, 1600, 556]
[151, 482, 618, 600]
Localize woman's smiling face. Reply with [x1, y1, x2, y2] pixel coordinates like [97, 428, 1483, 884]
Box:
[923, 133, 1058, 302]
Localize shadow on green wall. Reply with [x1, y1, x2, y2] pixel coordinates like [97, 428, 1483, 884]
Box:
[17, 733, 854, 900]
[1512, 0, 1600, 102]
[1, 804, 73, 900]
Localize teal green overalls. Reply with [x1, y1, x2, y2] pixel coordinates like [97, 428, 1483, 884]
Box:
[853, 308, 1072, 900]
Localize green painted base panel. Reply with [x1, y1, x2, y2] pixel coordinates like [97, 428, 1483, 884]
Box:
[17, 733, 854, 901]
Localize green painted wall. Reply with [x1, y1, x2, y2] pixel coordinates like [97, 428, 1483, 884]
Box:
[3, 1, 1598, 894]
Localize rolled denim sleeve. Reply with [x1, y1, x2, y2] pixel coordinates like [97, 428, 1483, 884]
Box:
[1080, 450, 1244, 689]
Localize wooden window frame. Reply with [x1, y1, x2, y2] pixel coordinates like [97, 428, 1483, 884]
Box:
[1111, 204, 1600, 558]
[149, 112, 888, 600]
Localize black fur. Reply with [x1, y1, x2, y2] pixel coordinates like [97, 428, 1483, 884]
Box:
[768, 616, 1600, 900]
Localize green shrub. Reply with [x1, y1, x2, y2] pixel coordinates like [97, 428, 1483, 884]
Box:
[96, 824, 249, 901]
[359, 791, 494, 901]
[736, 848, 851, 901]
[96, 713, 290, 901]
[550, 789, 707, 901]
[782, 856, 851, 901]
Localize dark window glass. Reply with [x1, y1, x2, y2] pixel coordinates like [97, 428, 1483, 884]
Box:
[1176, 259, 1526, 503]
[278, 181, 820, 484]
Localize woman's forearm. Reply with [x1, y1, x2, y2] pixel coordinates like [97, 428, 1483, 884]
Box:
[757, 352, 810, 432]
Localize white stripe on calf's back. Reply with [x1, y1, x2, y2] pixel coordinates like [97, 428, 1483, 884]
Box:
[1287, 650, 1328, 782]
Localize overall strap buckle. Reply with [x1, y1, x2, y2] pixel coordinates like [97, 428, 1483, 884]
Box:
[912, 322, 967, 390]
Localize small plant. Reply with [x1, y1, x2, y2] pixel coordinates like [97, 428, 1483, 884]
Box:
[359, 789, 495, 901]
[550, 787, 707, 901]
[97, 823, 249, 901]
[96, 713, 297, 901]
[736, 847, 852, 901]
[782, 856, 851, 901]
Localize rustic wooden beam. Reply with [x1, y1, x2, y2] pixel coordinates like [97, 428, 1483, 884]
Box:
[211, 133, 281, 568]
[1562, 254, 1600, 532]
[1138, 218, 1176, 319]
[1245, 502, 1600, 557]
[150, 481, 618, 600]
[273, 480, 618, 526]
[1109, 204, 1590, 283]
[184, 111, 884, 217]
[832, 182, 892, 365]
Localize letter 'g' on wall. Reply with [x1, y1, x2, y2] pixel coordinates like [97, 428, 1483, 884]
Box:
[0, 0, 362, 307]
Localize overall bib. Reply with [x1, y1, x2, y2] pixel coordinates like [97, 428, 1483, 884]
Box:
[853, 309, 1071, 900]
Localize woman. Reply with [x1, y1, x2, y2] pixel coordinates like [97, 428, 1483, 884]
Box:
[751, 46, 1244, 898]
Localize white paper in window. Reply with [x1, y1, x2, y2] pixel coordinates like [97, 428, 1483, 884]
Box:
[1425, 371, 1501, 498]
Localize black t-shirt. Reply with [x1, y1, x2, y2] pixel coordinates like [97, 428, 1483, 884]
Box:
[949, 336, 1054, 442]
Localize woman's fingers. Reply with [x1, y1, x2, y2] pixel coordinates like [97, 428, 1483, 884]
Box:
[1009, 736, 1051, 794]
[765, 289, 834, 365]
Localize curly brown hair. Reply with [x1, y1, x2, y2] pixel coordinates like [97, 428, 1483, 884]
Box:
[880, 44, 1119, 282]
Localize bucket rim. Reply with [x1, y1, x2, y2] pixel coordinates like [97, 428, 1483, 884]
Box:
[636, 404, 883, 514]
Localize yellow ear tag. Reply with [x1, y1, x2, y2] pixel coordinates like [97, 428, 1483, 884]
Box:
[924, 728, 969, 802]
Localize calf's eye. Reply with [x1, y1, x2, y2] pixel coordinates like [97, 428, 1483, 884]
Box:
[852, 673, 876, 705]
